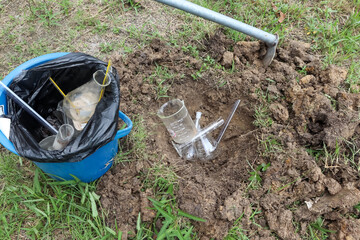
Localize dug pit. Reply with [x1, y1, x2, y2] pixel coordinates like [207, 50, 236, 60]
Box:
[97, 30, 360, 239]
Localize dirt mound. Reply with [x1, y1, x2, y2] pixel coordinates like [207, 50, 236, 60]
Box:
[97, 30, 360, 239]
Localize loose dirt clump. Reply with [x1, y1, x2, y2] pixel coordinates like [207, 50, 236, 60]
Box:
[97, 30, 360, 239]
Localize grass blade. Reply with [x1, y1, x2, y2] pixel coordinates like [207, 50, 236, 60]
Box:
[105, 226, 116, 236]
[148, 197, 174, 221]
[177, 209, 206, 222]
[89, 192, 98, 218]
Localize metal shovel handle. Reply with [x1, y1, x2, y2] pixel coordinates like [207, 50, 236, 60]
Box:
[154, 0, 279, 66]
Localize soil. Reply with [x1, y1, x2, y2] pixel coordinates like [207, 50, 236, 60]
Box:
[97, 29, 360, 239]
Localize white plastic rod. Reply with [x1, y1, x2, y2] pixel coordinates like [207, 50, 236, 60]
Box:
[0, 81, 58, 135]
[216, 99, 241, 146]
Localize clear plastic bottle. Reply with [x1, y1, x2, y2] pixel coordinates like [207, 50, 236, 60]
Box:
[63, 70, 111, 130]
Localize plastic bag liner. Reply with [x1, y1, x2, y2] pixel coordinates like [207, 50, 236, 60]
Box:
[7, 53, 120, 163]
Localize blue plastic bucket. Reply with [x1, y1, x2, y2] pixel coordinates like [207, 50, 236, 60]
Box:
[0, 53, 132, 182]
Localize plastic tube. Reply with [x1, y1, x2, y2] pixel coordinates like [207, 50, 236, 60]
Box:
[175, 118, 224, 150]
[52, 124, 74, 150]
[216, 100, 241, 146]
[0, 81, 58, 135]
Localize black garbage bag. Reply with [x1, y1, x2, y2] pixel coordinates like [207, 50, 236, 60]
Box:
[7, 53, 120, 163]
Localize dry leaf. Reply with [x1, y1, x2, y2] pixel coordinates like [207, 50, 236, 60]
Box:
[271, 2, 285, 23]
[271, 3, 278, 11]
[278, 11, 286, 23]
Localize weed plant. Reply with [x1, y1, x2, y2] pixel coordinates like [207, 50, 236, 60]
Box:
[253, 104, 273, 128]
[306, 138, 360, 173]
[307, 217, 335, 240]
[246, 162, 271, 190]
[224, 214, 249, 240]
[147, 65, 175, 100]
[138, 161, 205, 240]
[0, 154, 121, 239]
[115, 114, 148, 163]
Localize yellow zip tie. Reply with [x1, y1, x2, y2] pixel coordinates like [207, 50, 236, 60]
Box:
[49, 77, 77, 110]
[98, 60, 111, 102]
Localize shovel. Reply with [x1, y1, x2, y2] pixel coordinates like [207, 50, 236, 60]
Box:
[154, 0, 279, 67]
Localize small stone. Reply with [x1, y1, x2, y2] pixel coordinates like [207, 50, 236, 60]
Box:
[267, 85, 280, 95]
[221, 51, 234, 68]
[141, 84, 151, 94]
[300, 75, 315, 85]
[324, 178, 342, 195]
[189, 58, 202, 69]
[323, 85, 339, 98]
[234, 56, 241, 65]
[320, 65, 348, 87]
[309, 166, 324, 182]
[250, 93, 258, 100]
[289, 40, 311, 51]
[294, 56, 305, 68]
[269, 103, 289, 122]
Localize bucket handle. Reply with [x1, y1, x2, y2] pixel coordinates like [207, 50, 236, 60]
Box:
[116, 111, 133, 140]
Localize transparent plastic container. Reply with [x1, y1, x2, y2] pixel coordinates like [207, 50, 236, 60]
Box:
[157, 99, 197, 144]
[63, 70, 111, 130]
[39, 135, 56, 151]
[194, 112, 218, 160]
[39, 124, 74, 151]
[52, 124, 74, 150]
[194, 134, 218, 160]
[172, 118, 224, 159]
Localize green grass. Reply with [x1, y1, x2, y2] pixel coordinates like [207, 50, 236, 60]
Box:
[253, 104, 273, 128]
[306, 138, 360, 174]
[224, 214, 249, 240]
[0, 153, 121, 239]
[135, 189, 205, 240]
[146, 65, 176, 100]
[346, 61, 360, 93]
[115, 114, 148, 164]
[305, 6, 360, 64]
[260, 135, 283, 157]
[224, 205, 263, 239]
[246, 162, 271, 190]
[307, 217, 335, 240]
[143, 160, 179, 194]
[136, 160, 204, 240]
[253, 88, 277, 128]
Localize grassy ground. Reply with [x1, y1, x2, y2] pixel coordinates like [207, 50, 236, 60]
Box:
[0, 0, 359, 239]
